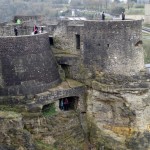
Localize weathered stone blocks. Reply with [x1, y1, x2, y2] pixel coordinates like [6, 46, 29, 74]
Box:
[0, 33, 61, 95]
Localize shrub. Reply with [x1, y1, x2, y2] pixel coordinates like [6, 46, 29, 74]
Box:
[110, 7, 125, 16]
[42, 103, 56, 117]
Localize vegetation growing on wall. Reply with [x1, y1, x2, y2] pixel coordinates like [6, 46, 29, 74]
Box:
[143, 32, 150, 64]
[42, 103, 56, 117]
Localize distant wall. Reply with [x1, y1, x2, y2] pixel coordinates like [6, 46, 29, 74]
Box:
[0, 23, 33, 36]
[0, 33, 61, 95]
[14, 15, 43, 23]
[145, 4, 150, 24]
[126, 15, 144, 20]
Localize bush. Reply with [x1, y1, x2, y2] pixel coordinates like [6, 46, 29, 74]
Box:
[134, 4, 144, 8]
[42, 103, 56, 117]
[110, 7, 125, 16]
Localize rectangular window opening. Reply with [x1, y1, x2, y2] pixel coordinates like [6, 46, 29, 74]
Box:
[76, 34, 80, 49]
[49, 36, 54, 46]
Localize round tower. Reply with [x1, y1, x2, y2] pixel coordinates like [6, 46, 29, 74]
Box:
[83, 20, 144, 76]
[0, 33, 61, 95]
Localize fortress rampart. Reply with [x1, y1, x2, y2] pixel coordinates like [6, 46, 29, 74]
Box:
[51, 19, 144, 76]
[0, 33, 61, 95]
[83, 20, 144, 75]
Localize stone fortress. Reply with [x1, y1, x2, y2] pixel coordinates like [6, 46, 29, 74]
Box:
[0, 16, 150, 150]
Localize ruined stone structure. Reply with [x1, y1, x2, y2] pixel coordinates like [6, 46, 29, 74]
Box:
[0, 33, 61, 95]
[50, 20, 144, 77]
[1, 18, 150, 150]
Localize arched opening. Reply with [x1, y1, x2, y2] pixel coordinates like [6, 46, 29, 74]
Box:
[61, 64, 70, 78]
[59, 96, 79, 111]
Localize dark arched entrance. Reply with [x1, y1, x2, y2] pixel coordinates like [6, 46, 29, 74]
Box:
[59, 96, 79, 111]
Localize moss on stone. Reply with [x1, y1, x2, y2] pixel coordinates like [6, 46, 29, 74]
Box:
[0, 111, 21, 119]
[35, 140, 57, 150]
[92, 80, 119, 93]
[0, 105, 24, 113]
[87, 117, 125, 150]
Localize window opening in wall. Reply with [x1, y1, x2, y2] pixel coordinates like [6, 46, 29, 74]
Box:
[107, 44, 109, 47]
[59, 96, 79, 111]
[135, 40, 142, 46]
[61, 64, 70, 78]
[49, 36, 54, 46]
[76, 34, 80, 49]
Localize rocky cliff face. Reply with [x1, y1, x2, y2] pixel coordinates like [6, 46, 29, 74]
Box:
[1, 73, 150, 150]
[0, 111, 36, 150]
[85, 73, 150, 150]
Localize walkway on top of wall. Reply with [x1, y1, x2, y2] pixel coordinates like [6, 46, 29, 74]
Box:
[0, 32, 47, 37]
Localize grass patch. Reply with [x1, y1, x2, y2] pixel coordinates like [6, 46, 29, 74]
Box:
[143, 24, 150, 28]
[143, 33, 150, 64]
[0, 105, 22, 112]
[126, 8, 144, 15]
[35, 140, 57, 150]
[42, 103, 56, 117]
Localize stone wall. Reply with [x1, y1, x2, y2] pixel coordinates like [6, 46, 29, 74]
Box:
[83, 20, 144, 76]
[50, 20, 144, 76]
[145, 4, 150, 24]
[0, 24, 33, 36]
[14, 15, 43, 23]
[0, 33, 61, 95]
[52, 20, 84, 54]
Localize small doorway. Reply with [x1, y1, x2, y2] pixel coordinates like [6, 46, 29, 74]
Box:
[59, 96, 79, 111]
[61, 64, 70, 78]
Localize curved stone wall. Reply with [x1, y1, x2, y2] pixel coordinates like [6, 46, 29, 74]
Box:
[0, 33, 61, 95]
[83, 20, 144, 76]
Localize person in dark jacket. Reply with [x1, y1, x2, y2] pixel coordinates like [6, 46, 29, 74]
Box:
[14, 27, 18, 36]
[102, 12, 105, 20]
[33, 25, 38, 34]
[122, 12, 125, 20]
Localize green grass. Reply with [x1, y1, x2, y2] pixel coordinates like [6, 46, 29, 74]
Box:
[0, 105, 22, 112]
[126, 8, 144, 15]
[35, 140, 57, 150]
[143, 33, 150, 64]
[143, 24, 150, 28]
[42, 103, 56, 117]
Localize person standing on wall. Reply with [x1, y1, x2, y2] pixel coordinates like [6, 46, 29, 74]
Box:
[33, 25, 38, 34]
[41, 27, 44, 33]
[102, 12, 105, 20]
[122, 12, 125, 20]
[14, 27, 18, 36]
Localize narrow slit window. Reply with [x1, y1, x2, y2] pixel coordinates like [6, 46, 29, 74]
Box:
[49, 36, 54, 46]
[76, 34, 80, 49]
